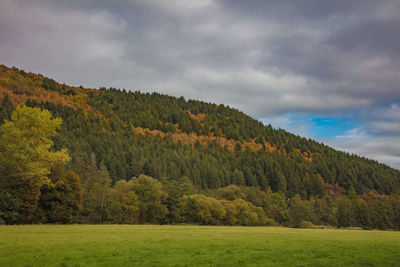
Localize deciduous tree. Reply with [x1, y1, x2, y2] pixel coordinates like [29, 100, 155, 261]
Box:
[0, 106, 70, 223]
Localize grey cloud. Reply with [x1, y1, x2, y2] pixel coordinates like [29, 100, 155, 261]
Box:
[324, 137, 400, 169]
[364, 104, 400, 136]
[2, 0, 399, 113]
[1, 0, 400, 168]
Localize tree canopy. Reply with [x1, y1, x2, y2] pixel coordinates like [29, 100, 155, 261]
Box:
[0, 106, 70, 222]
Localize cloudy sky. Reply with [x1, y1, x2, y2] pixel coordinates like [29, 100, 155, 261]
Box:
[1, 0, 400, 169]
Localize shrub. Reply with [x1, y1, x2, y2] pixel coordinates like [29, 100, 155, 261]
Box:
[299, 220, 319, 229]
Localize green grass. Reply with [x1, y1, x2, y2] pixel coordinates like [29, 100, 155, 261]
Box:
[0, 225, 399, 266]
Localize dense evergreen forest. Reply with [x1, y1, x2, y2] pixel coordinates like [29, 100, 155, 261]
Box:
[0, 65, 399, 229]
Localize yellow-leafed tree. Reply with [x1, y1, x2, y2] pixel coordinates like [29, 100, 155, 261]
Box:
[0, 106, 70, 223]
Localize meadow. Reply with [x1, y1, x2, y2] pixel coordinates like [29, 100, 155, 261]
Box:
[0, 225, 399, 266]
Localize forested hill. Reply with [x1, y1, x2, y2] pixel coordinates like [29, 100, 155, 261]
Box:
[0, 64, 399, 198]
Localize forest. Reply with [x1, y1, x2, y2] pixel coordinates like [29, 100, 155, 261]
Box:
[0, 65, 399, 229]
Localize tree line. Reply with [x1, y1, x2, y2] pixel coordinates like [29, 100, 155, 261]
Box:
[0, 65, 399, 229]
[0, 106, 399, 229]
[1, 64, 398, 196]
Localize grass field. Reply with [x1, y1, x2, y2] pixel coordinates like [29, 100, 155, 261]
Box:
[0, 225, 399, 266]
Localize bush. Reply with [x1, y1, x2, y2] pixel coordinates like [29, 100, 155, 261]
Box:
[299, 220, 319, 229]
[0, 190, 19, 224]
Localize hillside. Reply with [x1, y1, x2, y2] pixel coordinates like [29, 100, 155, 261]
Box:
[0, 64, 399, 228]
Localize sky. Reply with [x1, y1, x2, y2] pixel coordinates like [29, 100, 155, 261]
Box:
[1, 0, 399, 169]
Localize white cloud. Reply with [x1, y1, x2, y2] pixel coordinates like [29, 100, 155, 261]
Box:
[261, 113, 314, 138]
[336, 128, 369, 139]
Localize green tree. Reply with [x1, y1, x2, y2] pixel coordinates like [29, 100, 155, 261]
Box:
[314, 196, 337, 226]
[232, 198, 268, 226]
[35, 166, 82, 223]
[353, 198, 371, 229]
[0, 106, 70, 223]
[108, 180, 139, 224]
[264, 192, 287, 225]
[162, 176, 196, 223]
[336, 197, 354, 228]
[179, 195, 201, 223]
[188, 194, 226, 225]
[216, 185, 244, 201]
[287, 195, 317, 227]
[131, 175, 168, 224]
[220, 199, 239, 225]
[80, 161, 112, 224]
[0, 190, 19, 224]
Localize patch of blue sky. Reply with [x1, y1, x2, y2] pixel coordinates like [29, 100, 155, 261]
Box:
[310, 116, 357, 138]
[260, 112, 360, 139]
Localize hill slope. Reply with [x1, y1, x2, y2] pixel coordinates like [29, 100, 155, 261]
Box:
[0, 64, 399, 198]
[2, 64, 400, 228]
